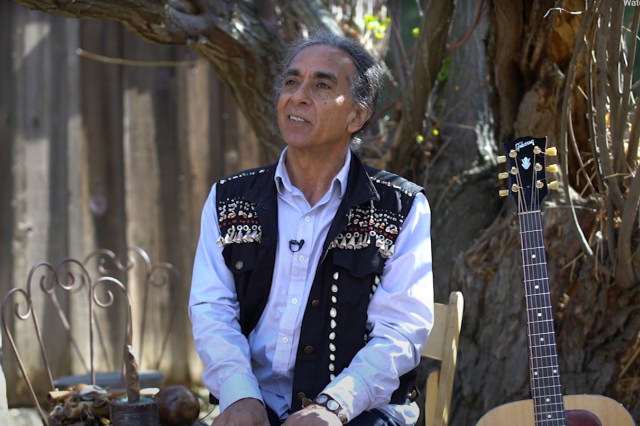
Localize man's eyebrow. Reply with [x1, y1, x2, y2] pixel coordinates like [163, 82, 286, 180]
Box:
[313, 71, 338, 83]
[283, 68, 338, 84]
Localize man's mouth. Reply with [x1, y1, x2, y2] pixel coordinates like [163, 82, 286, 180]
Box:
[289, 115, 307, 123]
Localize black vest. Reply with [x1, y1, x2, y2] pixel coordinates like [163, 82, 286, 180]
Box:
[212, 153, 424, 412]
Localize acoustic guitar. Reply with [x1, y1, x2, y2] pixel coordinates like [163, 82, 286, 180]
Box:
[476, 136, 636, 426]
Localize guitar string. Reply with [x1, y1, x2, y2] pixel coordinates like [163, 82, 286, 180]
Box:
[534, 172, 564, 426]
[527, 153, 562, 426]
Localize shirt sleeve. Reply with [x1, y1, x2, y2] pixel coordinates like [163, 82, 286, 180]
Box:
[189, 185, 263, 411]
[321, 192, 434, 421]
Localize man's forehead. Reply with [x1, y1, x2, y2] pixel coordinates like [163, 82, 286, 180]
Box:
[288, 45, 356, 74]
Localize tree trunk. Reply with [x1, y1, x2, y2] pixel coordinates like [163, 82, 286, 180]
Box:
[442, 1, 640, 424]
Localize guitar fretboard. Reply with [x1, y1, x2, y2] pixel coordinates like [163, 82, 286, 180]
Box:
[519, 210, 565, 426]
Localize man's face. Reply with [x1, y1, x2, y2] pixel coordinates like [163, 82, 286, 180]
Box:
[277, 44, 367, 152]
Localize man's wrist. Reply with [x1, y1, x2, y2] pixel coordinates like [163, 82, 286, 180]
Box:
[302, 393, 348, 424]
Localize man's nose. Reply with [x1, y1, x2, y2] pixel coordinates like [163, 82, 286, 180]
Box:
[290, 81, 311, 104]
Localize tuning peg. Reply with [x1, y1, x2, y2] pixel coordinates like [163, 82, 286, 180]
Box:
[497, 156, 506, 164]
[511, 184, 519, 192]
[511, 167, 518, 175]
[509, 149, 517, 158]
[535, 163, 543, 171]
[534, 146, 542, 154]
[548, 181, 558, 190]
[546, 164, 558, 173]
[499, 190, 509, 197]
[536, 181, 544, 188]
[498, 172, 508, 179]
[546, 147, 557, 156]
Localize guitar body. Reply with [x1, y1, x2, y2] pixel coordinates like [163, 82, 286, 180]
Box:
[476, 394, 636, 426]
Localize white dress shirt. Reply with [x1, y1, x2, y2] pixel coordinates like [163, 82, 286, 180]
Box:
[189, 148, 433, 425]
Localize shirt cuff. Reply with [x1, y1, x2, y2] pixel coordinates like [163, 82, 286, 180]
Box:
[218, 373, 264, 412]
[321, 373, 370, 422]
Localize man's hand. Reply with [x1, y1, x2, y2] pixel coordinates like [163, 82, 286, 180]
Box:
[282, 404, 343, 426]
[212, 398, 270, 426]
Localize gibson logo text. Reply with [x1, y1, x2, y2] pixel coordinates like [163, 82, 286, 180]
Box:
[515, 139, 534, 152]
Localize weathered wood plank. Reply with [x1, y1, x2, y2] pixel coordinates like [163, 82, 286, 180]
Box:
[121, 29, 178, 378]
[5, 6, 76, 407]
[77, 19, 128, 375]
[0, 6, 261, 405]
[0, 3, 12, 420]
[176, 57, 211, 384]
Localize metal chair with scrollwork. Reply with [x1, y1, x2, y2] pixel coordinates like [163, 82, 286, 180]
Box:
[1, 247, 180, 426]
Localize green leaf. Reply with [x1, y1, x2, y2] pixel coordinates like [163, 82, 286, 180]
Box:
[437, 56, 451, 82]
[412, 27, 419, 38]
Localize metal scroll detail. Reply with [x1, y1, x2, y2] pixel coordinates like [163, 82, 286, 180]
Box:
[83, 246, 181, 371]
[2, 262, 59, 426]
[1, 246, 180, 425]
[90, 277, 134, 388]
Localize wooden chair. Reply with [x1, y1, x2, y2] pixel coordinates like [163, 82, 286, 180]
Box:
[421, 291, 464, 426]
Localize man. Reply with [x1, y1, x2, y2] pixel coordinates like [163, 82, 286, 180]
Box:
[189, 31, 433, 426]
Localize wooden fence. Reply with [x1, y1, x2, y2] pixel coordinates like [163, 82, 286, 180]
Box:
[0, 2, 260, 407]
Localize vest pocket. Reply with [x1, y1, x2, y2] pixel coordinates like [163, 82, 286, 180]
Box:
[329, 248, 384, 312]
[223, 243, 259, 304]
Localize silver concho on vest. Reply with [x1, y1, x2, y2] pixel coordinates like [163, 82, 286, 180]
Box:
[215, 197, 262, 247]
[329, 200, 404, 259]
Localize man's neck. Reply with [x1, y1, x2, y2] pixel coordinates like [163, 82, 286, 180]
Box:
[285, 146, 348, 206]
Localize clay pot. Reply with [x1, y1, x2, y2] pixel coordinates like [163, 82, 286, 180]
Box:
[154, 385, 200, 426]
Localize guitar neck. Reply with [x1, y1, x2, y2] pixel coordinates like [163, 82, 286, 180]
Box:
[519, 210, 565, 425]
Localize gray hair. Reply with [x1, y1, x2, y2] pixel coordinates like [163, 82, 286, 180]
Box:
[273, 31, 383, 148]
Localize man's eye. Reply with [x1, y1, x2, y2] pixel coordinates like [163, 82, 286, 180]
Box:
[317, 82, 329, 89]
[285, 79, 298, 85]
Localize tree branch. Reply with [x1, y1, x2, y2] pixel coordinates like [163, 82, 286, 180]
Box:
[384, 0, 456, 174]
[594, 0, 627, 212]
[558, 0, 596, 259]
[617, 162, 640, 287]
[8, 0, 289, 162]
[626, 8, 640, 170]
[608, 0, 626, 174]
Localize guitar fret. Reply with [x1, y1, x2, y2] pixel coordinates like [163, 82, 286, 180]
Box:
[529, 330, 555, 335]
[532, 387, 563, 395]
[528, 343, 558, 349]
[520, 245, 546, 250]
[519, 211, 542, 215]
[529, 352, 558, 359]
[529, 318, 554, 324]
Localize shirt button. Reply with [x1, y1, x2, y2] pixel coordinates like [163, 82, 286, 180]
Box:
[311, 300, 320, 308]
[235, 261, 243, 270]
[282, 337, 289, 343]
[292, 298, 298, 304]
[304, 346, 314, 354]
[298, 255, 304, 262]
[304, 216, 311, 222]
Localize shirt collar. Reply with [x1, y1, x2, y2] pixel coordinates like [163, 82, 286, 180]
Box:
[274, 147, 351, 200]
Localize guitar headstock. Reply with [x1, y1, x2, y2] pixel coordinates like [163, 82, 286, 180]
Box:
[498, 136, 558, 212]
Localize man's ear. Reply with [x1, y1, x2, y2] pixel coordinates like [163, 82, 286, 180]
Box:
[347, 107, 370, 134]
